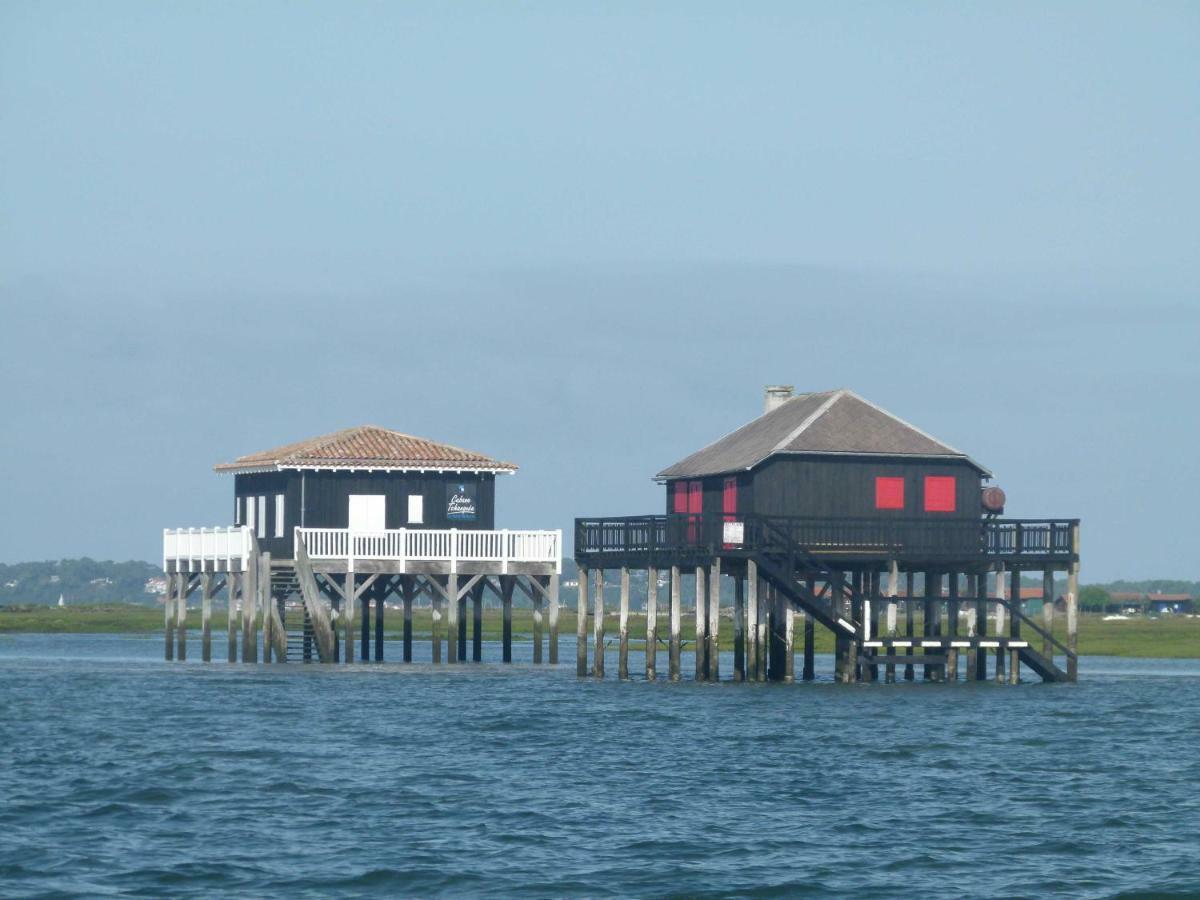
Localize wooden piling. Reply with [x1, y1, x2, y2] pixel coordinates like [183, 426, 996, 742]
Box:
[803, 614, 815, 682]
[618, 567, 630, 679]
[342, 574, 355, 664]
[964, 573, 977, 678]
[502, 575, 515, 664]
[885, 562, 898, 682]
[1009, 566, 1021, 685]
[694, 565, 707, 681]
[403, 577, 415, 663]
[244, 552, 259, 663]
[374, 578, 385, 662]
[361, 589, 371, 662]
[645, 566, 658, 681]
[746, 563, 758, 682]
[548, 573, 560, 665]
[533, 582, 544, 665]
[432, 582, 444, 664]
[994, 563, 1007, 682]
[757, 575, 769, 681]
[227, 573, 239, 663]
[733, 572, 745, 682]
[708, 558, 721, 681]
[947, 573, 959, 682]
[472, 582, 483, 663]
[577, 566, 589, 676]
[444, 573, 458, 664]
[1066, 548, 1079, 682]
[164, 572, 176, 661]
[256, 552, 270, 662]
[457, 591, 467, 663]
[784, 603, 795, 683]
[176, 572, 188, 661]
[668, 565, 681, 680]
[1042, 569, 1055, 661]
[201, 571, 213, 662]
[592, 568, 605, 678]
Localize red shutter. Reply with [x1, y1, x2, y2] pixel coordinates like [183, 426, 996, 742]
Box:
[875, 477, 905, 510]
[924, 476, 956, 513]
[722, 477, 738, 514]
[687, 481, 703, 513]
[672, 481, 688, 514]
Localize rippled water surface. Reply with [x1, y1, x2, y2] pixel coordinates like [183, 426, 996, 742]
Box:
[1, 635, 1198, 898]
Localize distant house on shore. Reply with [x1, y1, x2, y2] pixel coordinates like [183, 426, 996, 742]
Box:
[1105, 592, 1195, 615]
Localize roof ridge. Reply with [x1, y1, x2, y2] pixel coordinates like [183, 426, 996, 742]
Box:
[838, 390, 973, 460]
[770, 389, 845, 454]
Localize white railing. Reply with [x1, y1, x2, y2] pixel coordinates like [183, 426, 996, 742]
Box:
[295, 527, 562, 574]
[163, 526, 253, 571]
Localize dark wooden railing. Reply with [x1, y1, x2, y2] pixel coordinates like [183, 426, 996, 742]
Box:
[574, 514, 1079, 562]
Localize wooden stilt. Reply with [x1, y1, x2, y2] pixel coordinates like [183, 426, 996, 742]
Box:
[201, 571, 213, 662]
[457, 590, 467, 663]
[472, 582, 483, 663]
[694, 565, 707, 681]
[669, 565, 682, 681]
[227, 573, 239, 663]
[548, 573, 560, 665]
[803, 614, 815, 682]
[403, 577, 414, 663]
[361, 587, 371, 662]
[866, 570, 879, 681]
[242, 552, 257, 663]
[645, 566, 658, 681]
[533, 581, 544, 665]
[618, 567, 630, 679]
[922, 572, 936, 681]
[708, 558, 721, 681]
[502, 575, 514, 664]
[374, 578, 385, 662]
[964, 573, 977, 678]
[592, 568, 605, 678]
[164, 572, 176, 661]
[994, 563, 1007, 682]
[445, 573, 459, 664]
[1042, 569, 1055, 662]
[342, 574, 355, 664]
[577, 566, 589, 676]
[1009, 566, 1021, 684]
[1066, 535, 1079, 682]
[176, 572, 188, 661]
[885, 562, 898, 682]
[746, 563, 758, 682]
[947, 572, 959, 681]
[733, 572, 745, 682]
[784, 603, 795, 683]
[430, 579, 442, 664]
[974, 571, 988, 681]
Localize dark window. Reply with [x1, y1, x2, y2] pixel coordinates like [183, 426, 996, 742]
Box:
[924, 476, 956, 513]
[875, 477, 905, 510]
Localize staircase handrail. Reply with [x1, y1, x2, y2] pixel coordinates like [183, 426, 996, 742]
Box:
[993, 595, 1076, 660]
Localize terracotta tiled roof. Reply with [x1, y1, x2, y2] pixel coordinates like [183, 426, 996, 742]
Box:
[214, 426, 517, 474]
[657, 389, 989, 479]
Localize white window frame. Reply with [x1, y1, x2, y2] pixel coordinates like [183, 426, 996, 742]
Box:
[407, 494, 424, 525]
[348, 495, 386, 532]
[234, 496, 242, 525]
[245, 496, 256, 533]
[256, 495, 266, 539]
[274, 494, 285, 538]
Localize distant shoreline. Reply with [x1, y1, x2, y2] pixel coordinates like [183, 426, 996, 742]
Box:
[1, 604, 1198, 659]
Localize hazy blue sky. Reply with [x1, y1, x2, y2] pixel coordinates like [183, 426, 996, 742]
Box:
[1, 2, 1196, 582]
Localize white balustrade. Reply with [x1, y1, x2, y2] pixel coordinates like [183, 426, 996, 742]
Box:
[294, 527, 562, 573]
[162, 526, 252, 571]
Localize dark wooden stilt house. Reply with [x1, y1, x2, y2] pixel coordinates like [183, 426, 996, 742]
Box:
[575, 387, 1081, 684]
[162, 425, 562, 666]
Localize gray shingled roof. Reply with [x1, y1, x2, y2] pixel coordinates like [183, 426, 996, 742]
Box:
[656, 389, 990, 479]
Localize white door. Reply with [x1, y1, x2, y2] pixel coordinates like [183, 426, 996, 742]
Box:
[348, 495, 386, 531]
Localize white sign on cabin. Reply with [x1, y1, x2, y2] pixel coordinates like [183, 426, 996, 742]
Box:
[722, 521, 744, 545]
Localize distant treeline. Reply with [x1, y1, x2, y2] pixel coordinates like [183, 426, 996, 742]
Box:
[1, 558, 1196, 610]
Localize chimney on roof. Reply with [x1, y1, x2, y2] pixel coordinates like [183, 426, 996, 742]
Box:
[764, 385, 794, 414]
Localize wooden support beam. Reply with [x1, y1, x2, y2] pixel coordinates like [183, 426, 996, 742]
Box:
[784, 602, 795, 683]
[733, 572, 745, 682]
[548, 573, 560, 665]
[400, 576, 413, 663]
[1066, 522, 1080, 682]
[457, 591, 467, 663]
[361, 585, 371, 663]
[904, 570, 915, 682]
[745, 563, 758, 682]
[577, 566, 589, 677]
[175, 571, 189, 661]
[974, 571, 988, 681]
[947, 572, 959, 682]
[694, 565, 707, 681]
[592, 568, 605, 678]
[669, 565, 681, 681]
[447, 573, 460, 664]
[341, 574, 354, 664]
[645, 566, 658, 681]
[708, 558, 721, 681]
[885, 562, 898, 683]
[618, 567, 630, 679]
[994, 563, 1007, 682]
[532, 578, 544, 664]
[226, 573, 239, 663]
[1009, 566, 1021, 685]
[201, 571, 214, 662]
[164, 572, 176, 661]
[757, 574, 769, 681]
[245, 550, 260, 663]
[922, 572, 937, 682]
[472, 581, 484, 663]
[501, 575, 514, 664]
[374, 577, 385, 663]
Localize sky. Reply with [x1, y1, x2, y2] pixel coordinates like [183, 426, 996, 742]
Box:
[1, 2, 1197, 582]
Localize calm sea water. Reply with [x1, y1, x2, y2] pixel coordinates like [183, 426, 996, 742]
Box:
[1, 635, 1198, 898]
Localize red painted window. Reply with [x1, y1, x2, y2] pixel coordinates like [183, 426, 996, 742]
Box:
[672, 481, 688, 514]
[875, 477, 905, 510]
[924, 475, 956, 513]
[722, 477, 738, 514]
[687, 481, 703, 514]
